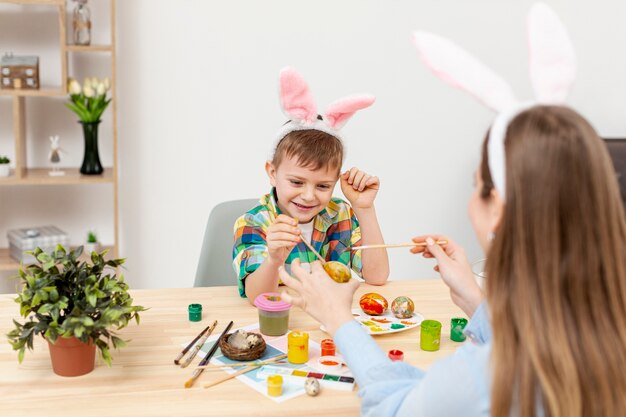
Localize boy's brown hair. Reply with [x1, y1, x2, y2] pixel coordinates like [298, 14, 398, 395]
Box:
[272, 127, 343, 176]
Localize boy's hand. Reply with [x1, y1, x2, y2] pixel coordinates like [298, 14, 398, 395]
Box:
[340, 167, 380, 209]
[266, 214, 300, 264]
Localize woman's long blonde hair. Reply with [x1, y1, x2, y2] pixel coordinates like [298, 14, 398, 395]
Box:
[482, 106, 626, 417]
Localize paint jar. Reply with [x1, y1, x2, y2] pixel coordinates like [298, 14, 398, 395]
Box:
[420, 319, 442, 352]
[450, 317, 468, 342]
[320, 339, 336, 357]
[388, 349, 404, 362]
[188, 304, 202, 322]
[287, 331, 309, 364]
[267, 374, 283, 397]
[254, 293, 291, 336]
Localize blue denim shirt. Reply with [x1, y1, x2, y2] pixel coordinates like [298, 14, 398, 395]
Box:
[334, 302, 493, 417]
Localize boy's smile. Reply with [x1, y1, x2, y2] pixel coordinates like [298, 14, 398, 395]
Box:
[266, 156, 339, 224]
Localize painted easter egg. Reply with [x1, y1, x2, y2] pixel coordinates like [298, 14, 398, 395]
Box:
[359, 293, 388, 316]
[323, 261, 351, 283]
[391, 296, 415, 319]
[304, 377, 321, 396]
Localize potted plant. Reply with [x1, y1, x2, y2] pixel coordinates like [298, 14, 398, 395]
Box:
[0, 155, 10, 177]
[85, 230, 100, 254]
[7, 245, 146, 376]
[66, 77, 111, 175]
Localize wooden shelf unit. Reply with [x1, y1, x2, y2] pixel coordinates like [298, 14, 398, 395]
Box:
[0, 0, 119, 271]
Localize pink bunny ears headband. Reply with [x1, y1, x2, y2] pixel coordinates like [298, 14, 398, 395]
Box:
[413, 3, 576, 199]
[274, 67, 375, 149]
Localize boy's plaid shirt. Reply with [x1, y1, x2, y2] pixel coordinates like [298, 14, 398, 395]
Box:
[233, 189, 363, 297]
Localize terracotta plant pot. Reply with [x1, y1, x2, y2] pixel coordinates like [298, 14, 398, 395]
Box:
[47, 336, 96, 377]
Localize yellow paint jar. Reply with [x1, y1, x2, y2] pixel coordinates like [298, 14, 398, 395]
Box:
[287, 331, 309, 364]
[267, 374, 283, 397]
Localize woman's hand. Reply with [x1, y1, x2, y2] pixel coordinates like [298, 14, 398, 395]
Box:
[266, 214, 300, 264]
[411, 235, 483, 316]
[279, 259, 359, 336]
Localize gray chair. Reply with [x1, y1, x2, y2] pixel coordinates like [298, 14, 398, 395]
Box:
[194, 199, 258, 287]
[604, 138, 626, 209]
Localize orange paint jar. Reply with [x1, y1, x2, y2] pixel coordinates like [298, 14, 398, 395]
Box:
[320, 339, 336, 357]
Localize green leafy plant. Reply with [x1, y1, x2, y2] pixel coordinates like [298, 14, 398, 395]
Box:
[87, 230, 98, 243]
[65, 77, 111, 123]
[0, 155, 10, 164]
[7, 245, 146, 365]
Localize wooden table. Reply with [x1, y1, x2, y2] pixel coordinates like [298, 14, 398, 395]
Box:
[0, 280, 465, 417]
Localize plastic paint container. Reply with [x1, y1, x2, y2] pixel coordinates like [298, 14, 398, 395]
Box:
[317, 355, 342, 373]
[320, 339, 336, 357]
[267, 374, 283, 397]
[287, 331, 309, 364]
[450, 317, 468, 342]
[254, 293, 291, 336]
[388, 349, 404, 362]
[420, 320, 442, 351]
[188, 304, 202, 322]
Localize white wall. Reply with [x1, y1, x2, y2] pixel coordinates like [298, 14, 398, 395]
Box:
[2, 1, 626, 291]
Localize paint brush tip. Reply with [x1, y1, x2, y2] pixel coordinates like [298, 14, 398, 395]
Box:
[184, 379, 194, 388]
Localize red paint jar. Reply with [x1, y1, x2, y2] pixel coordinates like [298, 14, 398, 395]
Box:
[321, 339, 336, 357]
[388, 349, 404, 362]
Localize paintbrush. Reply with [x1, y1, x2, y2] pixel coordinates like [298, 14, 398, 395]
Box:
[203, 354, 287, 389]
[347, 240, 448, 251]
[184, 320, 234, 388]
[195, 353, 288, 370]
[180, 320, 218, 368]
[174, 323, 213, 365]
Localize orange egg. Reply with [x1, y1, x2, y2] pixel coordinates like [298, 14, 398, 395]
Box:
[359, 293, 388, 316]
[323, 261, 351, 283]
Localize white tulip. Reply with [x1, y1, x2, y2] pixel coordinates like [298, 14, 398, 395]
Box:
[96, 82, 106, 96]
[83, 77, 91, 89]
[83, 84, 95, 97]
[68, 79, 81, 95]
[102, 77, 110, 90]
[91, 77, 99, 88]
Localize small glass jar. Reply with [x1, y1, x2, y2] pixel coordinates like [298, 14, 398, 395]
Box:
[72, 0, 92, 46]
[254, 293, 291, 336]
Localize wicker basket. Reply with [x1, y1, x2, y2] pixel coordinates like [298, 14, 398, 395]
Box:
[219, 332, 267, 361]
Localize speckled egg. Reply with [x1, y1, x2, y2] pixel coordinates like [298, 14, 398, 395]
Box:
[359, 293, 388, 316]
[391, 296, 415, 319]
[304, 377, 321, 396]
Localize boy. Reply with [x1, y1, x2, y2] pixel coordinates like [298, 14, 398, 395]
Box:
[233, 67, 389, 301]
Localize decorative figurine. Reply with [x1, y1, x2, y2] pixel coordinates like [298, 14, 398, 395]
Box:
[48, 135, 65, 176]
[72, 0, 91, 46]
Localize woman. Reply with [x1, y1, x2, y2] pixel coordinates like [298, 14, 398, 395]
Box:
[279, 106, 626, 417]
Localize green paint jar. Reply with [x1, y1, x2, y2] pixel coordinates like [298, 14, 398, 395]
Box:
[254, 293, 291, 336]
[188, 304, 202, 322]
[450, 317, 468, 342]
[420, 319, 442, 351]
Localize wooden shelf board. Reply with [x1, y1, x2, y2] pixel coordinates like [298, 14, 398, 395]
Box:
[0, 0, 63, 5]
[65, 44, 113, 53]
[0, 88, 65, 97]
[0, 245, 115, 272]
[0, 168, 114, 186]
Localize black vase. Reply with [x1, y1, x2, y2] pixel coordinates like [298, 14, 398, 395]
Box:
[79, 120, 103, 175]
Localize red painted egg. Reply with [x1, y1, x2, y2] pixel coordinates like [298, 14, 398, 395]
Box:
[359, 293, 388, 316]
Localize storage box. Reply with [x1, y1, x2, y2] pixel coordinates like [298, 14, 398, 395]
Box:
[1, 53, 40, 90]
[7, 226, 70, 263]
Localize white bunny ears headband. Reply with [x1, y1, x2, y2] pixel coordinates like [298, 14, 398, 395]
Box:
[413, 2, 576, 199]
[273, 67, 375, 150]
